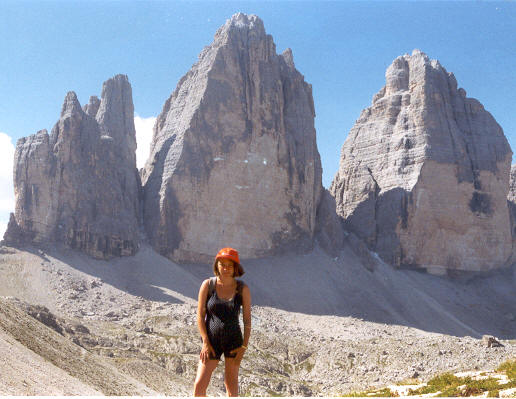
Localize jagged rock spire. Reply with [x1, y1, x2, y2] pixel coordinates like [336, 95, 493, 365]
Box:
[4, 75, 140, 259]
[83, 96, 100, 117]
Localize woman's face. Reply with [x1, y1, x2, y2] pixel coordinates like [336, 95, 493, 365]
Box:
[217, 259, 235, 277]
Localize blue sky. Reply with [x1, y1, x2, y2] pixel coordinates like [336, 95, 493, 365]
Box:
[1, 1, 515, 236]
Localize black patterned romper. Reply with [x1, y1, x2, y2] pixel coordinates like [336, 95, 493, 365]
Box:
[205, 277, 244, 360]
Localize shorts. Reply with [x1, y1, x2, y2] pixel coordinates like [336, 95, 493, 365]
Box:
[209, 346, 239, 360]
[206, 331, 243, 360]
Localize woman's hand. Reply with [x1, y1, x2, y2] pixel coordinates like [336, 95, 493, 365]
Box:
[200, 341, 215, 363]
[229, 346, 247, 363]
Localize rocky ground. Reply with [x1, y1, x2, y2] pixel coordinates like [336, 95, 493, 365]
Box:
[1, 242, 516, 396]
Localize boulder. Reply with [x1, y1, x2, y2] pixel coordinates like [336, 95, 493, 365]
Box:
[482, 335, 503, 348]
[142, 13, 322, 263]
[330, 50, 512, 273]
[4, 75, 140, 259]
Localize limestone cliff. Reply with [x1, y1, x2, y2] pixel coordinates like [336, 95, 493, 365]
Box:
[506, 165, 516, 266]
[330, 50, 512, 273]
[4, 75, 140, 259]
[142, 13, 322, 263]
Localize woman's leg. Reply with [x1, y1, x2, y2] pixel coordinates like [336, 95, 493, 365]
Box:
[224, 357, 241, 397]
[193, 359, 219, 396]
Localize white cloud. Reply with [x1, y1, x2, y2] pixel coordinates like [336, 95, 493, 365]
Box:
[0, 132, 15, 179]
[0, 132, 15, 212]
[0, 221, 7, 241]
[0, 132, 15, 238]
[134, 115, 156, 169]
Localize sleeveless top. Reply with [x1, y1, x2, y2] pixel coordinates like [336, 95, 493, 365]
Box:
[206, 278, 244, 350]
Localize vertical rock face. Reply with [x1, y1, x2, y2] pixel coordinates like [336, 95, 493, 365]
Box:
[5, 75, 140, 259]
[314, 189, 345, 257]
[330, 50, 512, 273]
[142, 13, 322, 263]
[507, 165, 516, 265]
[508, 165, 516, 204]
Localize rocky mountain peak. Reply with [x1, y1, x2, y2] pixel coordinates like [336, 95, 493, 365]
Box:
[83, 96, 100, 117]
[142, 14, 322, 263]
[213, 13, 272, 55]
[5, 75, 140, 259]
[96, 74, 136, 154]
[60, 91, 83, 118]
[382, 49, 447, 98]
[281, 48, 295, 69]
[222, 13, 265, 35]
[331, 50, 512, 273]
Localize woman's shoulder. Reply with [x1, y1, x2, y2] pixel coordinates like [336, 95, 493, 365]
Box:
[200, 278, 213, 289]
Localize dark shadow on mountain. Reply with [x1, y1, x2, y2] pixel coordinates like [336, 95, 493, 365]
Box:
[237, 246, 516, 340]
[12, 230, 516, 340]
[28, 243, 197, 305]
[342, 186, 411, 267]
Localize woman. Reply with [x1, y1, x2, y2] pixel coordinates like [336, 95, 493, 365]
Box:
[193, 247, 251, 397]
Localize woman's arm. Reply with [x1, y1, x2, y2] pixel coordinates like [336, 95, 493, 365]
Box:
[241, 284, 252, 348]
[229, 283, 251, 362]
[197, 279, 214, 362]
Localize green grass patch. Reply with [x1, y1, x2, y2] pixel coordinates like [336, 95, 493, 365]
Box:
[369, 388, 398, 397]
[457, 377, 500, 397]
[396, 377, 420, 385]
[241, 382, 259, 397]
[497, 360, 516, 380]
[346, 359, 516, 398]
[409, 372, 461, 395]
[296, 359, 314, 373]
[148, 350, 177, 358]
[348, 388, 398, 397]
[408, 373, 504, 397]
[283, 361, 293, 375]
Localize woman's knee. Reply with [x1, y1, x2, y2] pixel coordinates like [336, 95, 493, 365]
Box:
[194, 360, 218, 395]
[224, 362, 240, 383]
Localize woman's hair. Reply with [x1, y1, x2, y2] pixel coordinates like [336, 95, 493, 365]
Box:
[212, 259, 245, 277]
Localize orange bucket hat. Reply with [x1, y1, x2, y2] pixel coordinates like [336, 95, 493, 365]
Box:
[214, 247, 245, 277]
